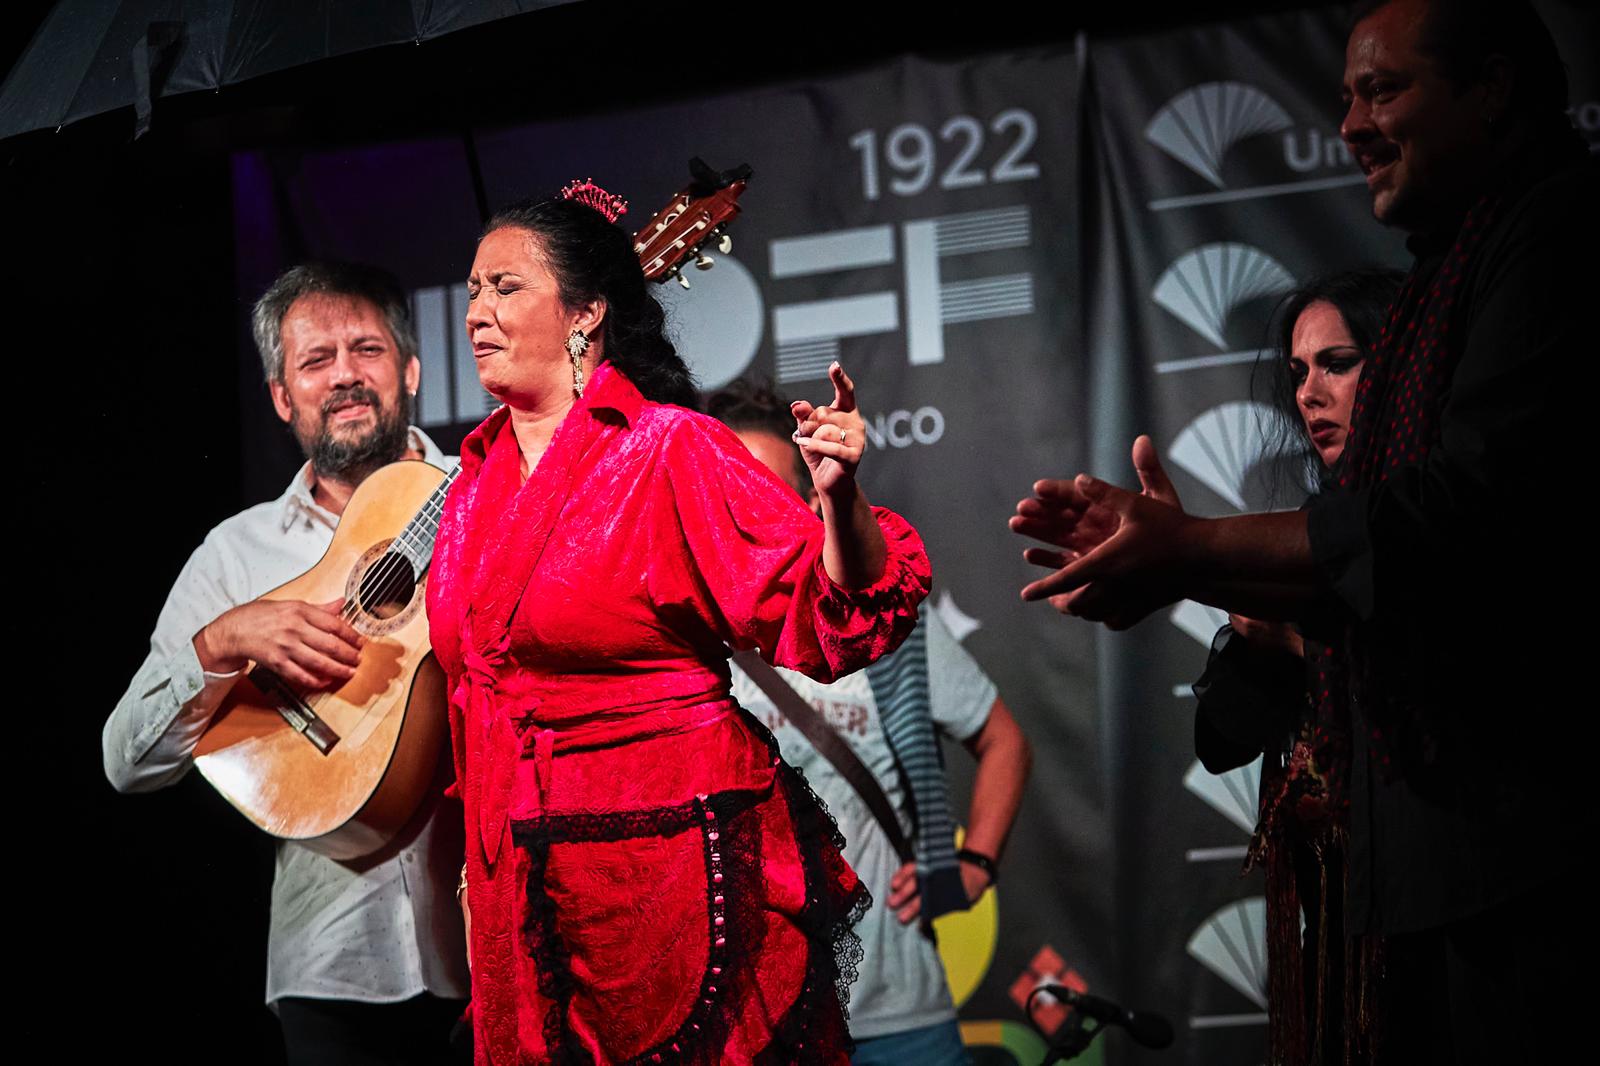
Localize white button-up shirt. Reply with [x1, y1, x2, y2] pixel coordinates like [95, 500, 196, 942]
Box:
[103, 430, 470, 1005]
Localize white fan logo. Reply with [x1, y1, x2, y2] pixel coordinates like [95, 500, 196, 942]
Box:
[1167, 400, 1282, 510]
[1152, 243, 1295, 350]
[1145, 82, 1293, 188]
[1187, 898, 1268, 1009]
[1169, 599, 1229, 647]
[1183, 757, 1262, 835]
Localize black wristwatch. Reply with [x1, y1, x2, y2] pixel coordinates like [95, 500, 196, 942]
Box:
[957, 848, 998, 885]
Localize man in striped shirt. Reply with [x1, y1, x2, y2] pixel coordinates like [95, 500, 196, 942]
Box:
[710, 380, 1032, 1066]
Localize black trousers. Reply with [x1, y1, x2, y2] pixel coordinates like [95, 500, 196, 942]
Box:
[1382, 869, 1586, 1066]
[277, 992, 468, 1066]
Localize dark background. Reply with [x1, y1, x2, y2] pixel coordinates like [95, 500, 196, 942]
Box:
[0, 1, 1547, 1060]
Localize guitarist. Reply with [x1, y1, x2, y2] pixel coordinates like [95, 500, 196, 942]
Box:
[102, 262, 469, 1065]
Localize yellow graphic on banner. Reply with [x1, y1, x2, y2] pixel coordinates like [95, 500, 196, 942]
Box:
[958, 1020, 1052, 1064]
[934, 830, 1105, 1064]
[934, 826, 998, 1006]
[933, 867, 998, 1006]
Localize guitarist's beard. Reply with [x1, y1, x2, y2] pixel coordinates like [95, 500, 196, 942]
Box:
[296, 384, 413, 487]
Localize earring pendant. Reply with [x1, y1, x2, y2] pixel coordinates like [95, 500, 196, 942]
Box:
[566, 329, 589, 396]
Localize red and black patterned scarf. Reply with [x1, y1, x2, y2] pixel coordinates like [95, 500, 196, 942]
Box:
[1252, 639, 1366, 1066]
[1335, 190, 1508, 772]
[1251, 191, 1509, 1065]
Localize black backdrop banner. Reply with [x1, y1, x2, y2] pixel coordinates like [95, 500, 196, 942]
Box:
[1084, 5, 1593, 1060]
[1082, 9, 1400, 1063]
[227, 5, 1597, 1063]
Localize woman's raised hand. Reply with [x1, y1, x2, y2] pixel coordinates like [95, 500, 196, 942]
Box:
[791, 362, 868, 501]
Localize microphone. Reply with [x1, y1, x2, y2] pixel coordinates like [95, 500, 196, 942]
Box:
[1037, 984, 1175, 1050]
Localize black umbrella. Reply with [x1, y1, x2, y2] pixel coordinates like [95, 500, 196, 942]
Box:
[0, 0, 577, 141]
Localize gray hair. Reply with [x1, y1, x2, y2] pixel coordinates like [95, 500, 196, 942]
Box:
[250, 261, 418, 382]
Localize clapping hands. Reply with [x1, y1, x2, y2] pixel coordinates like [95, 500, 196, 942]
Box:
[1009, 435, 1194, 629]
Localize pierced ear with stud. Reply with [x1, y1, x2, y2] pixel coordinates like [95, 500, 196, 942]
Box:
[1479, 56, 1514, 134]
[566, 328, 590, 396]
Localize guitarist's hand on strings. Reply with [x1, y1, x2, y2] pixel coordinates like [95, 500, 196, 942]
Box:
[195, 598, 366, 691]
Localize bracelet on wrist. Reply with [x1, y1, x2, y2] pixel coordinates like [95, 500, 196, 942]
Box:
[957, 848, 998, 884]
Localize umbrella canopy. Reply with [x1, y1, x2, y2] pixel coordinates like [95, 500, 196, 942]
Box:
[0, 0, 577, 141]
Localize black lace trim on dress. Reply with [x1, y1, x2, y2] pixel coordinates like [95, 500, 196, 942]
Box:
[735, 706, 871, 1018]
[735, 706, 850, 853]
[779, 760, 871, 1018]
[621, 795, 768, 1064]
[510, 791, 765, 1064]
[752, 954, 858, 1066]
[508, 763, 868, 1063]
[742, 762, 872, 1065]
[511, 823, 594, 1065]
[634, 772, 864, 1066]
[520, 788, 767, 845]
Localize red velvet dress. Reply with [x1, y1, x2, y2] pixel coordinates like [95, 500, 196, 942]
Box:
[427, 364, 931, 1065]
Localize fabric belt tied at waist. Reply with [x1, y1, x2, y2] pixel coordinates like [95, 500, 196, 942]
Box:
[457, 647, 739, 868]
[516, 726, 556, 820]
[456, 645, 525, 868]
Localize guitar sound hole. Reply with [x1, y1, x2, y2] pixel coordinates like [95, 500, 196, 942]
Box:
[357, 553, 417, 620]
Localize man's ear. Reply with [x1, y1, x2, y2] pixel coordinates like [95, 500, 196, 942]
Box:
[403, 354, 421, 398]
[1480, 54, 1514, 126]
[269, 377, 293, 424]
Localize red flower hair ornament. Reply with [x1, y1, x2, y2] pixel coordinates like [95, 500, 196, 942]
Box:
[561, 178, 628, 223]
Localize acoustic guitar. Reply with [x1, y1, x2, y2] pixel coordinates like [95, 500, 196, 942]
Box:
[192, 160, 753, 860]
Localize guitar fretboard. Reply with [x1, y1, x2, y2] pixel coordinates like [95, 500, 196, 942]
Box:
[391, 466, 460, 576]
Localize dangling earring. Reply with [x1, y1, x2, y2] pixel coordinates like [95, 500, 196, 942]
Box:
[565, 328, 590, 397]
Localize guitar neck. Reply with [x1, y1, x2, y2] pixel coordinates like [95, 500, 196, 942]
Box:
[390, 465, 460, 575]
[631, 159, 752, 286]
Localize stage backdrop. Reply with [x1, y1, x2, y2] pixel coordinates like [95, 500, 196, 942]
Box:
[227, 5, 1596, 1063]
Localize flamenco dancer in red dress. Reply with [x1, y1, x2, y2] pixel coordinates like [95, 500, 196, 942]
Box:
[429, 181, 931, 1064]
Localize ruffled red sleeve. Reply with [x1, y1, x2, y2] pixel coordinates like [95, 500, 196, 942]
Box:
[646, 411, 931, 682]
[799, 506, 930, 679]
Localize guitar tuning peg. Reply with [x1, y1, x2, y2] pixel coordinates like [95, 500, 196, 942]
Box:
[695, 254, 715, 270]
[677, 273, 692, 290]
[718, 234, 733, 254]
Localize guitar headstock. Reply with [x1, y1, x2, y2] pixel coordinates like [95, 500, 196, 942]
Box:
[634, 158, 753, 288]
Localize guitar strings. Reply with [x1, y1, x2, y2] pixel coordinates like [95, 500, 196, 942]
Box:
[337, 489, 446, 628]
[351, 490, 442, 612]
[296, 481, 450, 708]
[329, 470, 457, 639]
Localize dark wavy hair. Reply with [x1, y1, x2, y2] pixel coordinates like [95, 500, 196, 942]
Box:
[482, 193, 698, 408]
[704, 377, 808, 491]
[1254, 268, 1406, 495]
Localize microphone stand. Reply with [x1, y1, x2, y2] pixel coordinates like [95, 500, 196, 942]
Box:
[1027, 988, 1108, 1065]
